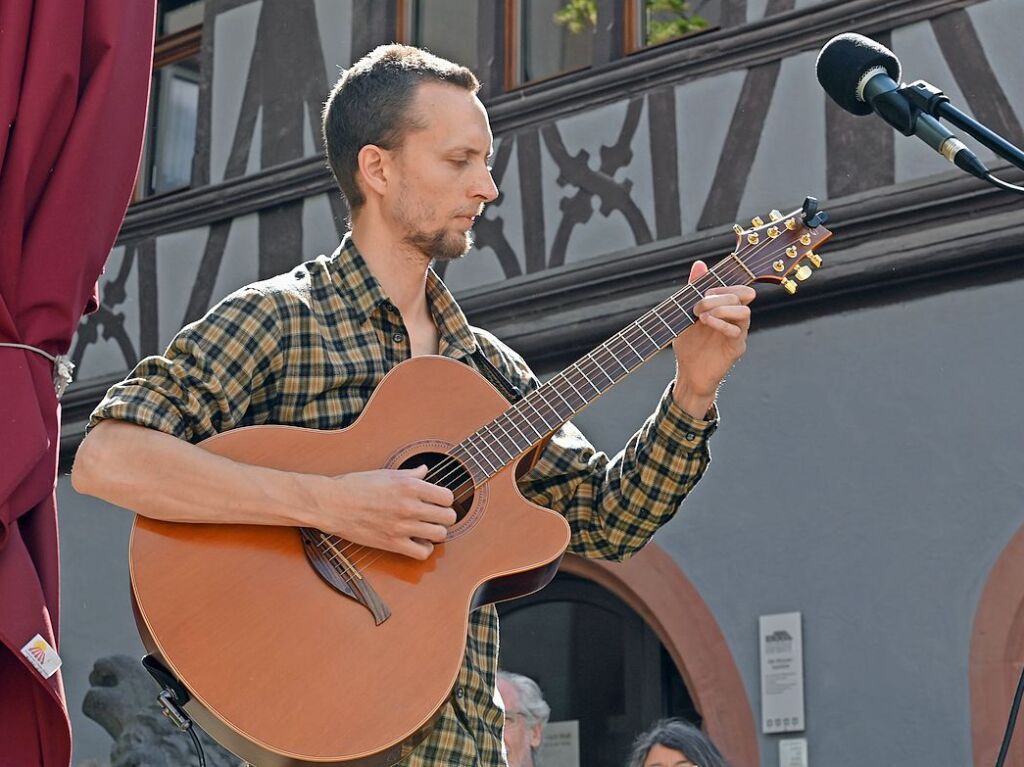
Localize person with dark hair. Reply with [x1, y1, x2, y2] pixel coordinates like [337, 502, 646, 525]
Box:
[627, 719, 730, 767]
[73, 44, 755, 767]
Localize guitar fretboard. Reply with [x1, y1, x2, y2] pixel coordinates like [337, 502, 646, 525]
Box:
[451, 257, 751, 481]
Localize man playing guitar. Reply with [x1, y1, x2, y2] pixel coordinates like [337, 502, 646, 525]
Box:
[72, 44, 754, 767]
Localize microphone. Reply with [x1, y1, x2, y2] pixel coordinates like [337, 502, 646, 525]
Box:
[816, 33, 989, 180]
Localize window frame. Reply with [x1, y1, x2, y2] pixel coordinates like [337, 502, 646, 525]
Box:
[623, 0, 721, 55]
[133, 18, 203, 203]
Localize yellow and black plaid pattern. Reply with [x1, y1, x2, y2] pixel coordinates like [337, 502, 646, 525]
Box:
[89, 235, 717, 767]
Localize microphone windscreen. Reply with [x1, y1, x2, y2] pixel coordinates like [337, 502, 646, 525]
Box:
[815, 33, 901, 116]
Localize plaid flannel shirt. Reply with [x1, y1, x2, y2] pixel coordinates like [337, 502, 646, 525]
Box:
[89, 235, 717, 767]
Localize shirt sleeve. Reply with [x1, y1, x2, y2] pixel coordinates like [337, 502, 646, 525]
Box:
[473, 330, 717, 562]
[518, 382, 717, 561]
[87, 287, 285, 443]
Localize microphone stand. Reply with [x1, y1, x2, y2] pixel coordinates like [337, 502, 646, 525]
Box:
[893, 85, 1023, 767]
[900, 79, 1024, 193]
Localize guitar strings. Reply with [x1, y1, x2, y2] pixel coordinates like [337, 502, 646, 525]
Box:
[324, 245, 786, 574]
[320, 237, 791, 574]
[317, 231, 804, 573]
[418, 238, 782, 497]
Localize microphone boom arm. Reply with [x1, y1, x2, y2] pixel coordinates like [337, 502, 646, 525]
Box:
[901, 79, 1024, 173]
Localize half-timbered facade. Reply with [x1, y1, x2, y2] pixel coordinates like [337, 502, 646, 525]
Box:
[60, 1, 1024, 765]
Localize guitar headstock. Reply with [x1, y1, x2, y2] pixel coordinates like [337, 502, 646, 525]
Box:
[731, 197, 833, 295]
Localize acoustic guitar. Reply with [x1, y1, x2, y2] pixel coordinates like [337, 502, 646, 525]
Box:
[129, 199, 832, 766]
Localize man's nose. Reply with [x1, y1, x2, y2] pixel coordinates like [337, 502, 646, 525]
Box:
[473, 165, 499, 203]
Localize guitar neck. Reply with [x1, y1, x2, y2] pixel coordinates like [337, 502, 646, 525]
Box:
[452, 257, 748, 480]
[452, 199, 833, 481]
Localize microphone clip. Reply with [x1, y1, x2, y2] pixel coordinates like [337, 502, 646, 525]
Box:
[899, 79, 951, 118]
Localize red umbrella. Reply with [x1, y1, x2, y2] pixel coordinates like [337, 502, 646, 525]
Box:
[0, 1, 155, 763]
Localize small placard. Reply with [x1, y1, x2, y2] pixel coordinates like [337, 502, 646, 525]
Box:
[21, 634, 62, 679]
[759, 612, 804, 733]
[538, 720, 579, 767]
[780, 738, 808, 767]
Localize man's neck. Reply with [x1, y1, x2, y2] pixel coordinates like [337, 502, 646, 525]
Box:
[349, 216, 431, 319]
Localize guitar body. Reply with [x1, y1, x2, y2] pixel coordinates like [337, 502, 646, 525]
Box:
[129, 356, 572, 766]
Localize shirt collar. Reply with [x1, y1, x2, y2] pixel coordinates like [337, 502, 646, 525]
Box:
[329, 235, 478, 358]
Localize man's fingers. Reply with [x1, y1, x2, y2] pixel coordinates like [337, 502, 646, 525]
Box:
[400, 538, 435, 561]
[415, 479, 456, 507]
[699, 305, 750, 325]
[699, 313, 746, 338]
[703, 285, 756, 304]
[414, 503, 458, 527]
[688, 260, 709, 283]
[409, 522, 451, 543]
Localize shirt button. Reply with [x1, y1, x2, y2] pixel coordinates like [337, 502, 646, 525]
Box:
[685, 432, 696, 441]
[392, 332, 405, 343]
[455, 687, 465, 699]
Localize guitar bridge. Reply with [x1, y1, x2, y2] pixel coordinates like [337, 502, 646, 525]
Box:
[300, 528, 391, 625]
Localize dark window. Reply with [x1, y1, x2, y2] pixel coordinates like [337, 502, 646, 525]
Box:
[404, 0, 480, 73]
[516, 0, 594, 86]
[137, 0, 203, 200]
[498, 573, 700, 767]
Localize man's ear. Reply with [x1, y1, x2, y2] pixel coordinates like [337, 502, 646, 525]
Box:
[356, 144, 389, 199]
[528, 722, 543, 750]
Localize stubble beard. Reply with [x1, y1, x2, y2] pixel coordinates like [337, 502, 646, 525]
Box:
[403, 225, 474, 262]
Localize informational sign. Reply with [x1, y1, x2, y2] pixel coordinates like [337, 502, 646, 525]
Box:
[538, 720, 580, 767]
[779, 737, 808, 767]
[759, 611, 805, 733]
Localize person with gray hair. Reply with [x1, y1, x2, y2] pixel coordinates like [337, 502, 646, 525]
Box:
[626, 718, 729, 767]
[497, 671, 551, 767]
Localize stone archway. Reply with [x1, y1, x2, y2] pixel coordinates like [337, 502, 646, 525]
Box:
[560, 542, 759, 767]
[970, 525, 1024, 767]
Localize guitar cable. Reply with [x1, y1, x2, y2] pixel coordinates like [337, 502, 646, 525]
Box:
[187, 725, 207, 767]
[994, 662, 1024, 767]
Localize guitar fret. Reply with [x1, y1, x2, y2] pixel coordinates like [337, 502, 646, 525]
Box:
[571, 361, 602, 396]
[651, 308, 675, 335]
[542, 384, 574, 419]
[583, 355, 615, 388]
[619, 332, 645, 363]
[635, 322, 660, 349]
[503, 409, 533, 445]
[669, 295, 695, 324]
[604, 347, 630, 375]
[519, 394, 553, 435]
[559, 373, 586, 402]
[487, 418, 520, 461]
[454, 447, 487, 480]
[469, 434, 500, 473]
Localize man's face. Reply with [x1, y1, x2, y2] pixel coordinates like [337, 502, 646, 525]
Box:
[498, 678, 543, 767]
[384, 81, 498, 261]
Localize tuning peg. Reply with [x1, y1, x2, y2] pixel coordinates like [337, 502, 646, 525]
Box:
[795, 265, 813, 281]
[786, 245, 798, 258]
[751, 216, 765, 227]
[733, 224, 744, 235]
[767, 226, 780, 239]
[781, 278, 797, 295]
[806, 252, 822, 268]
[773, 259, 785, 273]
[785, 217, 797, 231]
[769, 209, 783, 222]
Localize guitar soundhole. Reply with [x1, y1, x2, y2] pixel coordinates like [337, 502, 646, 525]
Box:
[398, 452, 475, 523]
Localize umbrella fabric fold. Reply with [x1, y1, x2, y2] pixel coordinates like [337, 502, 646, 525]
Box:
[0, 1, 156, 763]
